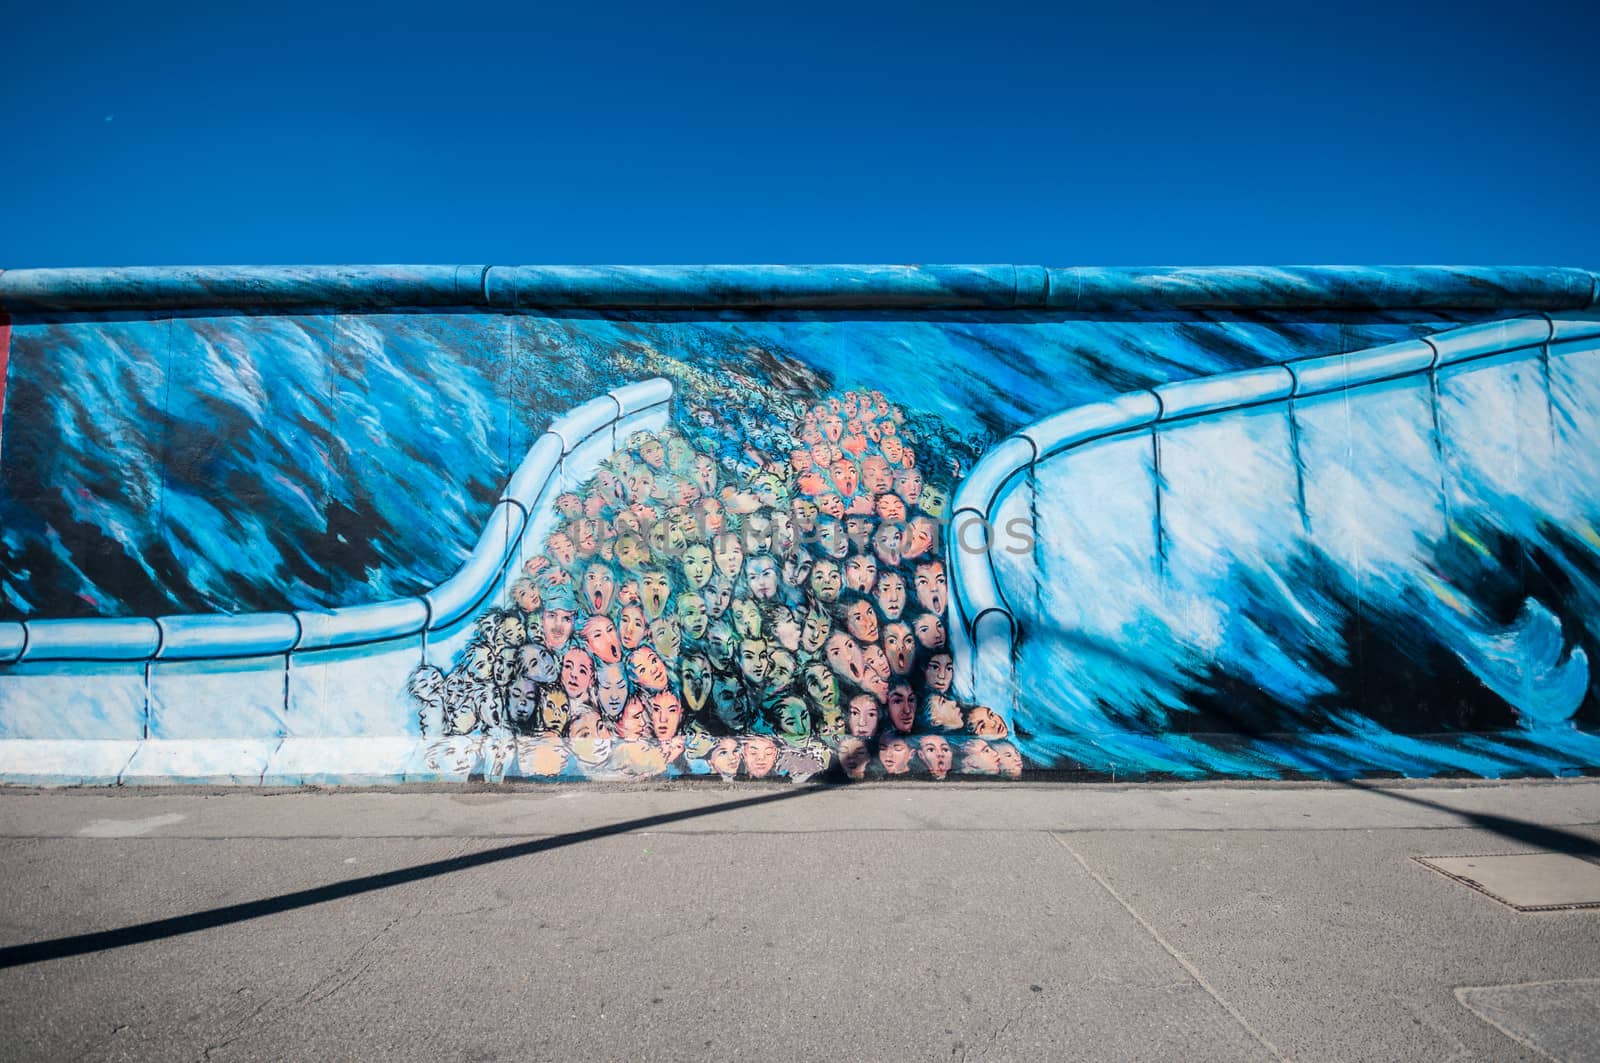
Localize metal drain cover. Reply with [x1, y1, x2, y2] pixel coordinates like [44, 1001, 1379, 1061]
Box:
[1416, 853, 1600, 911]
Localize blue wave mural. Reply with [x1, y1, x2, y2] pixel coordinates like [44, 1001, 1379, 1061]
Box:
[0, 271, 1595, 785]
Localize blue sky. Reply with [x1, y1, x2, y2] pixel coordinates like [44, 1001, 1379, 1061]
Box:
[3, 0, 1596, 268]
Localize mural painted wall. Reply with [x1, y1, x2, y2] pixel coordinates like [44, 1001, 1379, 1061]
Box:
[1, 265, 1597, 784]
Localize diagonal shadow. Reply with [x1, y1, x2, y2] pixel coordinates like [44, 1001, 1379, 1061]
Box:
[1338, 778, 1600, 860]
[0, 788, 816, 969]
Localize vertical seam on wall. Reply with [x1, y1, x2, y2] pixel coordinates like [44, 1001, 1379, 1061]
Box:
[1422, 337, 1450, 528]
[149, 315, 177, 737]
[1283, 368, 1311, 538]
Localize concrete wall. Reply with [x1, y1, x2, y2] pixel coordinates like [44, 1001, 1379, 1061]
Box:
[2, 265, 1598, 783]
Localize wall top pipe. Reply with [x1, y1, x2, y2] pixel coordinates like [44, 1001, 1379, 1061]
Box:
[1, 265, 1596, 313]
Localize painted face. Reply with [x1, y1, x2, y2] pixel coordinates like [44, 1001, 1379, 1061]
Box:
[677, 593, 709, 640]
[680, 654, 713, 712]
[640, 569, 672, 620]
[726, 599, 759, 641]
[628, 468, 656, 503]
[966, 705, 1010, 739]
[708, 532, 743, 583]
[782, 551, 813, 588]
[541, 608, 575, 652]
[649, 616, 682, 661]
[912, 612, 946, 650]
[492, 648, 520, 688]
[540, 688, 570, 732]
[705, 579, 733, 619]
[881, 436, 905, 466]
[993, 741, 1023, 779]
[618, 604, 648, 650]
[879, 736, 913, 774]
[872, 523, 904, 568]
[681, 543, 714, 589]
[887, 683, 917, 733]
[741, 736, 779, 778]
[790, 498, 819, 533]
[548, 532, 577, 567]
[744, 555, 779, 599]
[741, 513, 773, 555]
[771, 609, 801, 652]
[875, 493, 908, 522]
[803, 663, 839, 710]
[639, 438, 667, 470]
[926, 694, 963, 731]
[770, 512, 796, 555]
[465, 645, 494, 683]
[808, 559, 842, 604]
[596, 662, 630, 716]
[693, 455, 718, 497]
[595, 468, 626, 506]
[917, 735, 953, 779]
[873, 572, 907, 621]
[706, 737, 741, 778]
[860, 454, 893, 495]
[828, 459, 858, 497]
[648, 691, 683, 741]
[507, 675, 542, 726]
[914, 560, 948, 615]
[738, 638, 771, 685]
[800, 607, 831, 655]
[774, 696, 811, 739]
[847, 694, 881, 738]
[817, 493, 846, 520]
[650, 519, 687, 558]
[711, 676, 746, 728]
[837, 736, 871, 779]
[615, 535, 650, 572]
[695, 497, 724, 536]
[560, 647, 595, 700]
[581, 616, 622, 664]
[924, 652, 954, 694]
[961, 739, 1001, 775]
[573, 520, 601, 559]
[627, 646, 671, 692]
[816, 520, 849, 560]
[821, 413, 844, 443]
[616, 697, 648, 740]
[824, 632, 866, 685]
[844, 515, 876, 552]
[767, 647, 798, 690]
[845, 599, 880, 643]
[511, 579, 542, 614]
[706, 622, 737, 670]
[612, 510, 642, 538]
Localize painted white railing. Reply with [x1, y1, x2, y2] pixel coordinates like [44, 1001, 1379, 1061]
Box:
[946, 314, 1600, 715]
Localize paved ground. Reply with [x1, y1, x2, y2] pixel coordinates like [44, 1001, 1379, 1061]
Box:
[1, 779, 1598, 1061]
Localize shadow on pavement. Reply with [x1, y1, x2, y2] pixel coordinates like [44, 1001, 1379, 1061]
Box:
[0, 787, 815, 969]
[1340, 778, 1600, 859]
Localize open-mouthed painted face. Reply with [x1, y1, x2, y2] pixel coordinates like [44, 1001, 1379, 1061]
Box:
[917, 735, 953, 778]
[581, 615, 622, 664]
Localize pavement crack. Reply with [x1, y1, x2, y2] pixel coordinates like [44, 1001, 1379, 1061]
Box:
[1049, 832, 1286, 1062]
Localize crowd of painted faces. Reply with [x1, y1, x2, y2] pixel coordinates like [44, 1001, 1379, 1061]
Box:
[406, 389, 1022, 781]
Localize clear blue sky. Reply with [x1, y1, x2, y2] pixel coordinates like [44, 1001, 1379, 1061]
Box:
[4, 0, 1596, 268]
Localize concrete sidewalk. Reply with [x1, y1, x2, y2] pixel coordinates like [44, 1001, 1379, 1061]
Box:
[1, 779, 1598, 1061]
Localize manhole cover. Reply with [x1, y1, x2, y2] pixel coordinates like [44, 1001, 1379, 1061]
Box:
[1416, 853, 1600, 912]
